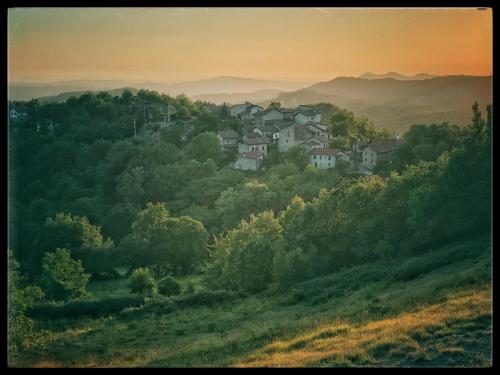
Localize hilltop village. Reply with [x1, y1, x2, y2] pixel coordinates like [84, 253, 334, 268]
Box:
[9, 98, 404, 176]
[219, 102, 404, 174]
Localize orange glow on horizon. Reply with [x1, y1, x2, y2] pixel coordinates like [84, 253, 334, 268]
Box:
[8, 7, 492, 83]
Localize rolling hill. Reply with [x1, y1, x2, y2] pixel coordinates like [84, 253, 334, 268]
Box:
[8, 77, 311, 102]
[359, 72, 438, 80]
[261, 75, 492, 131]
[192, 89, 284, 105]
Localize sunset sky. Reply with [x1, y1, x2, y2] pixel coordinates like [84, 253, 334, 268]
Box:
[8, 7, 492, 83]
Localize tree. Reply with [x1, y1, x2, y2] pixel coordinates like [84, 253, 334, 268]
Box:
[40, 248, 90, 301]
[8, 251, 47, 363]
[128, 267, 157, 296]
[165, 216, 209, 275]
[35, 213, 114, 276]
[124, 202, 209, 275]
[204, 211, 283, 292]
[184, 132, 221, 163]
[215, 181, 278, 230]
[158, 276, 181, 297]
[116, 166, 146, 208]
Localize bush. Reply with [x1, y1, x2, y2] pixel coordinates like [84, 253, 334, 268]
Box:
[40, 248, 90, 301]
[120, 297, 177, 318]
[128, 267, 157, 296]
[158, 276, 181, 297]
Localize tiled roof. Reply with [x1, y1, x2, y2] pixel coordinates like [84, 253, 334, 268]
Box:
[365, 139, 405, 154]
[294, 124, 315, 141]
[264, 119, 296, 129]
[310, 148, 344, 156]
[218, 129, 239, 139]
[305, 121, 328, 132]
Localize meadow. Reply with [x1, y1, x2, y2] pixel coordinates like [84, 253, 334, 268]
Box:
[19, 238, 491, 368]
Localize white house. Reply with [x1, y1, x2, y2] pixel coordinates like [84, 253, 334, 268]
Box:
[254, 108, 285, 127]
[217, 129, 240, 152]
[360, 139, 405, 174]
[235, 151, 265, 171]
[9, 108, 27, 122]
[310, 148, 349, 170]
[238, 136, 269, 155]
[294, 106, 322, 125]
[278, 123, 315, 152]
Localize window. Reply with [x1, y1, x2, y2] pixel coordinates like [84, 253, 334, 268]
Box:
[313, 155, 316, 159]
[328, 156, 332, 160]
[286, 139, 289, 143]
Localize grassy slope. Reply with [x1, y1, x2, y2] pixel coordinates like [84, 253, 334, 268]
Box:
[20, 240, 491, 368]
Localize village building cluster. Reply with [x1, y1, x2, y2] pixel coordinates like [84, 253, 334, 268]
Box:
[220, 102, 403, 174]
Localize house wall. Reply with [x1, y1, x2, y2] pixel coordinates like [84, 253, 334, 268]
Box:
[310, 154, 336, 169]
[295, 112, 322, 125]
[235, 157, 261, 171]
[218, 136, 238, 151]
[278, 125, 296, 152]
[238, 142, 268, 155]
[361, 147, 377, 169]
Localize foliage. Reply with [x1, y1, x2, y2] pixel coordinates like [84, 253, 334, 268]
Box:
[8, 251, 48, 362]
[158, 276, 182, 297]
[127, 267, 157, 296]
[40, 248, 90, 301]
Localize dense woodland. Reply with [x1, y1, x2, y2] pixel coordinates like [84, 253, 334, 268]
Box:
[7, 89, 491, 362]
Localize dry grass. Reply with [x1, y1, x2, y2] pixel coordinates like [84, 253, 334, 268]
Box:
[235, 288, 491, 367]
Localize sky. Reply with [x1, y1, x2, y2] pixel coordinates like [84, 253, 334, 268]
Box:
[8, 7, 493, 83]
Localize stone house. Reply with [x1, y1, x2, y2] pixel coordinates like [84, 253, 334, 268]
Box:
[294, 106, 322, 125]
[360, 139, 405, 174]
[238, 136, 269, 155]
[217, 129, 240, 152]
[235, 151, 265, 171]
[278, 123, 315, 152]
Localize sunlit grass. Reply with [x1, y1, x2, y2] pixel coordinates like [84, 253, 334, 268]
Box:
[21, 242, 491, 368]
[235, 288, 491, 367]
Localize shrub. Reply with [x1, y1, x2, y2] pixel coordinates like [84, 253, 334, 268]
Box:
[158, 276, 181, 297]
[40, 248, 90, 301]
[128, 267, 157, 296]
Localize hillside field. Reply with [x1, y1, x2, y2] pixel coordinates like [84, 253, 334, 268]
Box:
[17, 239, 491, 368]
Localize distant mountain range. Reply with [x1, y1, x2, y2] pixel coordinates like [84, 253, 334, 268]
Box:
[8, 76, 311, 101]
[192, 89, 284, 105]
[260, 75, 492, 131]
[358, 72, 438, 80]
